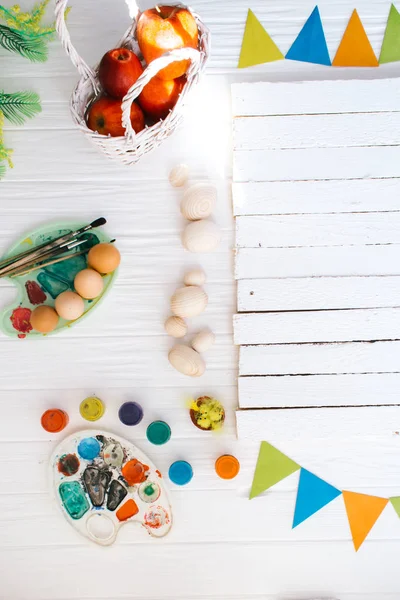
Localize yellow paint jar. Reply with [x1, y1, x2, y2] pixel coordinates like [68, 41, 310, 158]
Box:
[79, 397, 105, 422]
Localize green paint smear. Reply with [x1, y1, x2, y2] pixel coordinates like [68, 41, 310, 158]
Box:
[144, 484, 155, 496]
[59, 481, 89, 520]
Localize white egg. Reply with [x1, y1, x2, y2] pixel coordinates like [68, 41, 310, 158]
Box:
[183, 269, 206, 286]
[191, 330, 215, 353]
[169, 164, 189, 187]
[168, 344, 205, 377]
[170, 286, 208, 318]
[180, 183, 217, 220]
[164, 316, 187, 338]
[182, 219, 221, 253]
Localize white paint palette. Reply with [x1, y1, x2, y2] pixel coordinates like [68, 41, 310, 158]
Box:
[51, 430, 172, 546]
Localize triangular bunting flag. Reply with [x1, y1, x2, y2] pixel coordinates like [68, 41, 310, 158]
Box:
[333, 9, 379, 67]
[380, 4, 400, 64]
[249, 441, 300, 500]
[238, 9, 284, 68]
[292, 469, 342, 528]
[286, 6, 331, 66]
[343, 491, 388, 551]
[389, 496, 400, 518]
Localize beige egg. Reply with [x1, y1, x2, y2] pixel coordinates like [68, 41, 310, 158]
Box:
[183, 269, 206, 287]
[74, 269, 104, 299]
[165, 316, 187, 338]
[169, 164, 189, 187]
[182, 220, 221, 253]
[88, 243, 120, 274]
[30, 305, 59, 333]
[55, 291, 85, 321]
[180, 183, 217, 220]
[168, 344, 205, 377]
[170, 286, 208, 318]
[191, 330, 215, 353]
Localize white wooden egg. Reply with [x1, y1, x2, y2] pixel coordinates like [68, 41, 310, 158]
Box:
[170, 286, 208, 318]
[182, 220, 221, 253]
[183, 269, 206, 287]
[169, 164, 189, 187]
[168, 344, 205, 377]
[191, 330, 215, 353]
[164, 316, 187, 338]
[180, 183, 217, 221]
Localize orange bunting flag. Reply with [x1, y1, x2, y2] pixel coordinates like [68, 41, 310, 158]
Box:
[343, 491, 388, 551]
[333, 9, 379, 67]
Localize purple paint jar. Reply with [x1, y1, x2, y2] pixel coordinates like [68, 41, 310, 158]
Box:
[118, 401, 143, 426]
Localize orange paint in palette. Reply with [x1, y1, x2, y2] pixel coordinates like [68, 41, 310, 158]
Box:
[51, 430, 172, 546]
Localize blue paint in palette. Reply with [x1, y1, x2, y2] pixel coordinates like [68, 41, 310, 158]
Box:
[78, 437, 101, 460]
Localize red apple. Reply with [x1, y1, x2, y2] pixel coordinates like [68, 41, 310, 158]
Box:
[138, 75, 185, 120]
[99, 48, 144, 99]
[87, 95, 145, 137]
[136, 6, 198, 81]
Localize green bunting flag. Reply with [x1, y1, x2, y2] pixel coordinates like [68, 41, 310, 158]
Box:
[249, 441, 300, 499]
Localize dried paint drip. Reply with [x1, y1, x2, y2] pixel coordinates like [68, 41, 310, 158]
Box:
[59, 481, 89, 520]
[51, 430, 172, 546]
[10, 307, 32, 338]
[83, 466, 111, 507]
[107, 480, 127, 511]
[25, 281, 46, 305]
[58, 454, 80, 476]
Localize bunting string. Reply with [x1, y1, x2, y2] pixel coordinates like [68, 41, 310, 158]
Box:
[250, 441, 398, 551]
[238, 4, 400, 68]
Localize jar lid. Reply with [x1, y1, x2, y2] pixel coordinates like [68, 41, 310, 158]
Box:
[169, 460, 193, 486]
[118, 401, 143, 426]
[215, 455, 240, 480]
[79, 397, 105, 422]
[41, 409, 69, 433]
[146, 421, 171, 445]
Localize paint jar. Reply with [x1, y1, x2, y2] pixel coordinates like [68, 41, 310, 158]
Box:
[215, 455, 240, 480]
[79, 397, 105, 422]
[41, 409, 69, 433]
[146, 421, 171, 445]
[118, 401, 143, 426]
[169, 460, 193, 486]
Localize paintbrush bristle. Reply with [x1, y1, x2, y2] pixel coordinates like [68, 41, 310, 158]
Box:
[90, 217, 107, 228]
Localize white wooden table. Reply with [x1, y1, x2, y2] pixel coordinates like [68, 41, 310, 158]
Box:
[1, 0, 400, 598]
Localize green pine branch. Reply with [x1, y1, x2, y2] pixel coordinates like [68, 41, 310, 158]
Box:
[0, 91, 41, 125]
[0, 23, 47, 61]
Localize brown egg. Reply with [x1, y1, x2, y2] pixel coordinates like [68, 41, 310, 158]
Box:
[74, 269, 104, 299]
[55, 291, 85, 321]
[30, 305, 59, 333]
[88, 243, 120, 274]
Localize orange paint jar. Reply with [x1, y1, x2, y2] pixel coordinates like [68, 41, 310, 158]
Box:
[215, 455, 240, 480]
[41, 409, 69, 433]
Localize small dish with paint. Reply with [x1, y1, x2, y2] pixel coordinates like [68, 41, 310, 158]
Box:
[189, 396, 225, 431]
[51, 430, 172, 546]
[0, 221, 118, 338]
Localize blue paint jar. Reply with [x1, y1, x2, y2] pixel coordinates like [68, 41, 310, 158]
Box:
[168, 460, 193, 486]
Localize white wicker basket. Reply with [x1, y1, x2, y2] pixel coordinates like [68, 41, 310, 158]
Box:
[55, 0, 210, 165]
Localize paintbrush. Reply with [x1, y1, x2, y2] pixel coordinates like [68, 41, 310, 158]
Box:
[9, 247, 89, 278]
[5, 239, 88, 278]
[0, 217, 106, 278]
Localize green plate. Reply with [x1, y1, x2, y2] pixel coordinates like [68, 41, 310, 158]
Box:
[0, 221, 117, 339]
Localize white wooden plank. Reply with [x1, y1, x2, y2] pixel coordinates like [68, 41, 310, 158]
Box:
[236, 406, 400, 441]
[234, 308, 400, 345]
[236, 213, 400, 248]
[232, 179, 400, 215]
[239, 340, 400, 375]
[238, 276, 400, 312]
[233, 146, 400, 182]
[3, 541, 400, 599]
[232, 79, 400, 117]
[238, 373, 400, 408]
[234, 112, 400, 150]
[235, 246, 400, 279]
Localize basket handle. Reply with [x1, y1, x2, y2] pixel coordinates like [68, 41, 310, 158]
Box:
[121, 46, 202, 139]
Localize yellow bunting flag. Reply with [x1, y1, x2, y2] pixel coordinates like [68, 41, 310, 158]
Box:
[343, 491, 388, 551]
[333, 9, 379, 67]
[238, 9, 284, 68]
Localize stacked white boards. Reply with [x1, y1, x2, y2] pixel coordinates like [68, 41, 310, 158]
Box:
[232, 79, 400, 441]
